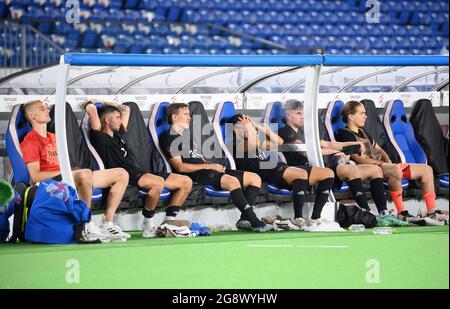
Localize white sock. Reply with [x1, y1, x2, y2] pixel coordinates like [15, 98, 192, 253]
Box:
[143, 217, 154, 228]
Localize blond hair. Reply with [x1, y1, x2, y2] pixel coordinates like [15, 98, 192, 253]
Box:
[23, 100, 42, 122]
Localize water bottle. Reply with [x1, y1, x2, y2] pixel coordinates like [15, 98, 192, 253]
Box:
[373, 227, 393, 235]
[208, 224, 235, 232]
[349, 224, 365, 232]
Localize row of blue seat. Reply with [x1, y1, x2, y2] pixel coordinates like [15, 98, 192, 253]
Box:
[10, 0, 448, 14]
[2, 0, 449, 61]
[5, 98, 448, 212]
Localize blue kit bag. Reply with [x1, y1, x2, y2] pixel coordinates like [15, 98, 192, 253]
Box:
[25, 179, 91, 244]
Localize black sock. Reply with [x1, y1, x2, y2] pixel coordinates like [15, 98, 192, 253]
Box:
[243, 206, 263, 227]
[231, 188, 261, 226]
[230, 188, 248, 211]
[370, 178, 388, 213]
[244, 185, 260, 206]
[311, 178, 334, 219]
[240, 185, 260, 221]
[348, 178, 370, 210]
[165, 206, 180, 218]
[292, 179, 308, 219]
[142, 208, 155, 218]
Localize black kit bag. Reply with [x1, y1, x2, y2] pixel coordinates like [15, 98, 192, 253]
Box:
[337, 204, 377, 228]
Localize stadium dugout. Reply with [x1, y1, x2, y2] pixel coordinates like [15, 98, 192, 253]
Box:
[0, 54, 448, 289]
[1, 54, 447, 230]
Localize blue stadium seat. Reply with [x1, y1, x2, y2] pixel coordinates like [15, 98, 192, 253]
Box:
[124, 0, 139, 9]
[439, 175, 449, 189]
[80, 30, 98, 48]
[382, 99, 442, 191]
[148, 102, 229, 199]
[8, 0, 448, 56]
[383, 100, 427, 165]
[323, 100, 350, 192]
[263, 101, 286, 133]
[0, 3, 6, 18]
[324, 100, 346, 142]
[5, 105, 33, 186]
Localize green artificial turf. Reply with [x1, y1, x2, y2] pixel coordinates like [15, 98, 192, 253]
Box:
[0, 226, 448, 289]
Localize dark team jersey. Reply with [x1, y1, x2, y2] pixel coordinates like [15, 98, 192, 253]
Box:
[89, 127, 140, 171]
[159, 127, 205, 165]
[277, 125, 309, 166]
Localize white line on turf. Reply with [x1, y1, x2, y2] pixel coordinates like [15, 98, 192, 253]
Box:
[248, 245, 294, 248]
[248, 245, 348, 248]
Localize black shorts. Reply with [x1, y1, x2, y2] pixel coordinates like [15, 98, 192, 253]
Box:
[186, 169, 245, 189]
[259, 164, 314, 189]
[256, 163, 289, 188]
[128, 168, 170, 187]
[328, 163, 344, 189]
[52, 175, 62, 182]
[294, 165, 313, 178]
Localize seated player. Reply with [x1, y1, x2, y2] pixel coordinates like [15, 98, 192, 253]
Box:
[21, 100, 130, 241]
[279, 99, 405, 226]
[230, 113, 336, 230]
[335, 100, 448, 225]
[85, 101, 193, 238]
[159, 103, 273, 233]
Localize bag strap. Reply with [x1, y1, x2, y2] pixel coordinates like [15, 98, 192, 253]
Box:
[21, 185, 34, 233]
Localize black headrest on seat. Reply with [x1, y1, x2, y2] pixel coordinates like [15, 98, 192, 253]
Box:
[48, 103, 97, 170]
[123, 101, 168, 178]
[188, 101, 226, 166]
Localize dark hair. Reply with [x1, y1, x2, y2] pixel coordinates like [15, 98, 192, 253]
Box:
[229, 113, 244, 125]
[98, 104, 120, 122]
[341, 100, 363, 123]
[284, 99, 304, 111]
[166, 103, 189, 124]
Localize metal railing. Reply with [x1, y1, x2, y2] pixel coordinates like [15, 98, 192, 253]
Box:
[0, 20, 64, 79]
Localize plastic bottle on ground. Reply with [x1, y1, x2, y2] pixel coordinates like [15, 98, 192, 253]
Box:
[207, 224, 235, 232]
[349, 224, 365, 232]
[373, 227, 393, 235]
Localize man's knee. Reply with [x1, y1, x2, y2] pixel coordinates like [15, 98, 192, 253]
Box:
[323, 168, 334, 179]
[293, 168, 308, 180]
[365, 165, 383, 179]
[154, 176, 165, 191]
[342, 165, 360, 180]
[115, 168, 129, 182]
[392, 165, 403, 178]
[374, 166, 383, 178]
[75, 169, 93, 185]
[143, 175, 165, 192]
[222, 175, 241, 189]
[425, 165, 433, 175]
[180, 176, 193, 191]
[246, 172, 262, 187]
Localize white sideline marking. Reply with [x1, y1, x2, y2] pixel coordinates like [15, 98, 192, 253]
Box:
[249, 245, 294, 248]
[248, 245, 348, 249]
[296, 245, 348, 248]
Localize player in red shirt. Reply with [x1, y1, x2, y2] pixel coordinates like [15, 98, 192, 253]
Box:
[20, 100, 130, 242]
